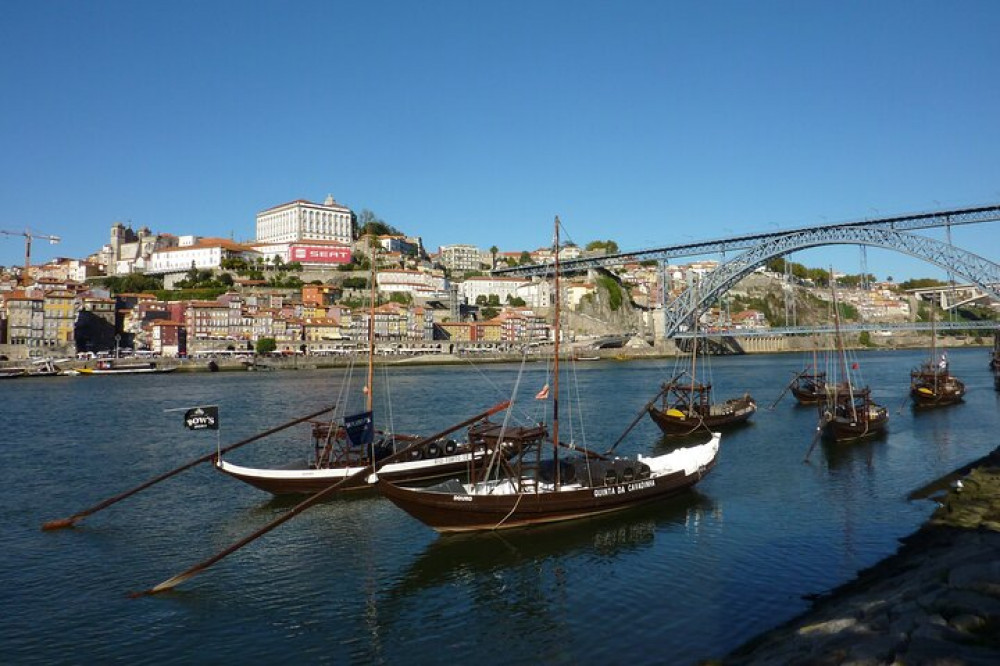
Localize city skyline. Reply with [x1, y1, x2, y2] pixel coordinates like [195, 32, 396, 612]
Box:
[3, 1, 999, 280]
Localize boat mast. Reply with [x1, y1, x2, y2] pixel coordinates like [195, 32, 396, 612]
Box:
[688, 300, 699, 417]
[366, 235, 376, 412]
[552, 216, 561, 488]
[830, 270, 857, 421]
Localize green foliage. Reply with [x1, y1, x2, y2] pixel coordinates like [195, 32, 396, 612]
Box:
[899, 278, 949, 291]
[267, 274, 304, 289]
[480, 306, 499, 320]
[388, 292, 412, 305]
[286, 261, 303, 272]
[507, 295, 526, 306]
[153, 287, 228, 302]
[357, 209, 402, 237]
[586, 240, 620, 254]
[475, 295, 488, 306]
[597, 275, 623, 311]
[836, 302, 859, 321]
[518, 251, 533, 265]
[98, 273, 164, 294]
[859, 330, 873, 347]
[342, 277, 368, 289]
[256, 337, 277, 355]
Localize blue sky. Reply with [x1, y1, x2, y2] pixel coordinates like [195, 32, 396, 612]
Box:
[2, 0, 998, 281]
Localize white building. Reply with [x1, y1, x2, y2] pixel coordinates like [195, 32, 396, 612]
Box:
[376, 270, 449, 298]
[148, 238, 257, 274]
[458, 276, 529, 304]
[256, 195, 354, 245]
[438, 244, 483, 272]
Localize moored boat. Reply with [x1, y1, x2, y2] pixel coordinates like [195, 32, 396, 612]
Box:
[648, 380, 755, 435]
[790, 370, 827, 405]
[379, 216, 722, 533]
[818, 275, 888, 442]
[910, 359, 965, 407]
[77, 359, 176, 375]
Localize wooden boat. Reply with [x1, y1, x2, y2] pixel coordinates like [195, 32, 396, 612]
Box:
[647, 380, 755, 435]
[819, 277, 888, 442]
[0, 368, 26, 379]
[215, 241, 523, 497]
[821, 385, 889, 441]
[910, 358, 965, 407]
[909, 312, 964, 408]
[648, 305, 755, 435]
[790, 370, 827, 404]
[378, 216, 721, 533]
[216, 418, 541, 495]
[77, 359, 176, 375]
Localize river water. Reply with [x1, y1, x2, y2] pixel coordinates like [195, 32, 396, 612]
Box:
[3, 348, 998, 664]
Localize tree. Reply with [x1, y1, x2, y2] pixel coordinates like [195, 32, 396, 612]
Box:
[475, 295, 488, 306]
[489, 245, 499, 270]
[256, 337, 277, 355]
[585, 240, 620, 255]
[357, 209, 402, 237]
[519, 251, 533, 265]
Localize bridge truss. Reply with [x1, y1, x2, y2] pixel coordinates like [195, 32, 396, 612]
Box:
[495, 203, 1000, 278]
[662, 227, 1000, 338]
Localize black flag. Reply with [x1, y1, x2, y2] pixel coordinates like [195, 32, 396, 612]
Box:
[184, 406, 220, 430]
[344, 411, 374, 448]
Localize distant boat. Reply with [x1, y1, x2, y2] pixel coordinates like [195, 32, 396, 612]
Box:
[648, 305, 755, 436]
[819, 278, 888, 442]
[77, 359, 176, 375]
[910, 315, 964, 407]
[790, 370, 827, 405]
[0, 368, 25, 379]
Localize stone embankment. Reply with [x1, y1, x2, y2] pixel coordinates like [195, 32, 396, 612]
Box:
[717, 448, 1000, 666]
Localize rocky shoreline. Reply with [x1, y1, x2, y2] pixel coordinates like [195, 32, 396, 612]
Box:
[714, 447, 1000, 665]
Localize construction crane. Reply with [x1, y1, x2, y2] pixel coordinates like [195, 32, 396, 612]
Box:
[1, 227, 61, 286]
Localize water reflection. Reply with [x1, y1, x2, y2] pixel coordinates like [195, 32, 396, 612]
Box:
[386, 492, 716, 600]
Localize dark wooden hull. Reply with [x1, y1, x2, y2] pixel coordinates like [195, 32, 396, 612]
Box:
[910, 377, 965, 408]
[790, 384, 825, 405]
[378, 436, 720, 533]
[648, 396, 755, 435]
[823, 408, 889, 442]
[216, 448, 497, 496]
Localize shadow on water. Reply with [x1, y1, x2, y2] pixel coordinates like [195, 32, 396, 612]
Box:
[386, 491, 716, 600]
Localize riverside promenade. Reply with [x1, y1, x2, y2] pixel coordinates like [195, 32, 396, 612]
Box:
[718, 448, 1000, 665]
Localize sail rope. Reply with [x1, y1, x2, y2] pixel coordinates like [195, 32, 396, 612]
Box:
[482, 355, 526, 489]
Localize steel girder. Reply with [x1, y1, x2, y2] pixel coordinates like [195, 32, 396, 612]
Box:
[662, 227, 1000, 339]
[495, 204, 1000, 278]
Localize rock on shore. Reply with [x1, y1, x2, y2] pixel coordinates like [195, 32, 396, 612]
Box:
[716, 454, 1000, 666]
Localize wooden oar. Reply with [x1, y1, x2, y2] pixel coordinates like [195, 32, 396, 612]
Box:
[41, 404, 339, 531]
[802, 414, 829, 463]
[131, 400, 512, 597]
[604, 379, 677, 455]
[768, 370, 805, 411]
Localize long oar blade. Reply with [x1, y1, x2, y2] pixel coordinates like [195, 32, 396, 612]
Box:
[132, 400, 511, 597]
[768, 370, 804, 411]
[802, 417, 827, 463]
[42, 404, 338, 531]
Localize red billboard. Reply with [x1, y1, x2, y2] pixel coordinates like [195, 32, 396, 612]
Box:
[290, 245, 352, 264]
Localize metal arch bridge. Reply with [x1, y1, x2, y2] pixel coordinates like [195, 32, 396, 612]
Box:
[494, 203, 1000, 277]
[662, 227, 1000, 338]
[672, 321, 999, 339]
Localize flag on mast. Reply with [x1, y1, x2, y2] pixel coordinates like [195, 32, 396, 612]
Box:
[535, 383, 550, 400]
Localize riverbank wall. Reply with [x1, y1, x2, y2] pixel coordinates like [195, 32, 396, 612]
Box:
[714, 448, 1000, 665]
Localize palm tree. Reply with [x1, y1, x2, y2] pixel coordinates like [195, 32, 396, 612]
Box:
[489, 245, 499, 270]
